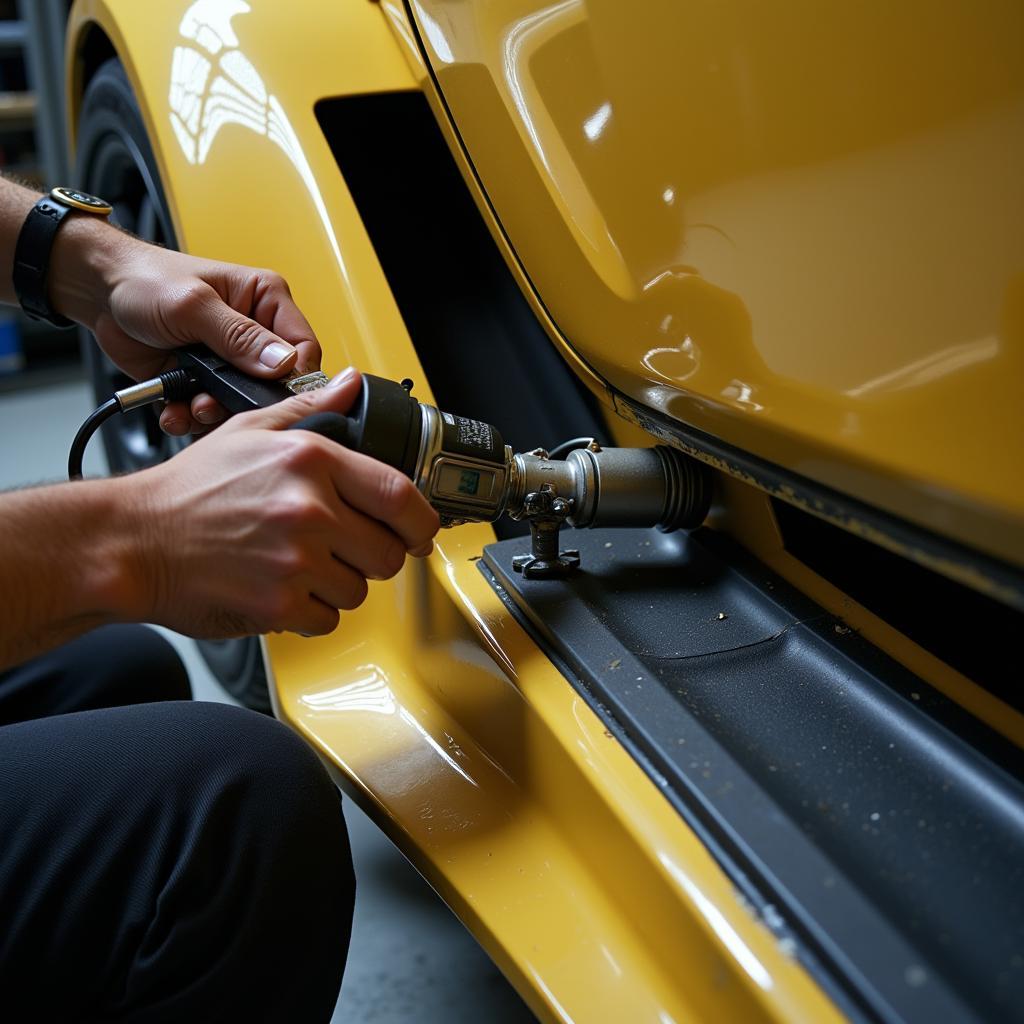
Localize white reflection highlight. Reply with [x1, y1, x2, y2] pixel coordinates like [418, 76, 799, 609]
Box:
[845, 336, 999, 397]
[642, 269, 674, 292]
[662, 186, 676, 205]
[400, 708, 478, 787]
[642, 336, 700, 381]
[501, 0, 581, 176]
[436, 541, 517, 681]
[415, 2, 454, 63]
[599, 943, 623, 977]
[527, 967, 573, 1022]
[180, 0, 242, 51]
[659, 852, 773, 990]
[381, 0, 420, 61]
[300, 667, 478, 787]
[301, 667, 396, 714]
[583, 101, 612, 142]
[168, 0, 346, 273]
[721, 378, 763, 412]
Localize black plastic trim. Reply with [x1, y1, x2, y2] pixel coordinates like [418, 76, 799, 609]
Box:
[772, 497, 1024, 714]
[315, 91, 609, 540]
[616, 394, 1024, 614]
[481, 527, 1024, 1024]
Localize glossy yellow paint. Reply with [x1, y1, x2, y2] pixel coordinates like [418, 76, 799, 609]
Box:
[68, 0, 420, 390]
[406, 0, 1024, 569]
[66, 2, 843, 1019]
[268, 529, 843, 1024]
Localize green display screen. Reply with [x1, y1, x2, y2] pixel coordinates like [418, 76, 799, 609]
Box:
[457, 469, 481, 495]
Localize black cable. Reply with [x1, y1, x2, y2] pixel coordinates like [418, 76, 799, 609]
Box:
[68, 398, 119, 480]
[547, 436, 595, 460]
[67, 369, 199, 480]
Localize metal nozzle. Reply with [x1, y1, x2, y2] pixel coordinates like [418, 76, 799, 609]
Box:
[503, 442, 710, 579]
[506, 443, 709, 531]
[405, 384, 711, 576]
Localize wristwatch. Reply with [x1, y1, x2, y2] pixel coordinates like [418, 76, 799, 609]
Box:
[13, 186, 114, 328]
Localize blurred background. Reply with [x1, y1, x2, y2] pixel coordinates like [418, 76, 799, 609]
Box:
[0, 1, 76, 383]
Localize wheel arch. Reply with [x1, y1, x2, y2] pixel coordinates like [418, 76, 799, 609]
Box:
[67, 19, 116, 122]
[65, 0, 423, 387]
[67, 8, 197, 256]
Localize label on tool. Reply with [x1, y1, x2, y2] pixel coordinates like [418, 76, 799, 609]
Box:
[439, 412, 504, 464]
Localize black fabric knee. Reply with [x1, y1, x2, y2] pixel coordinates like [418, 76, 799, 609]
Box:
[0, 700, 354, 1023]
[0, 624, 191, 725]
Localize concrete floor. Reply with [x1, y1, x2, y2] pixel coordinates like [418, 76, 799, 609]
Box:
[0, 369, 536, 1023]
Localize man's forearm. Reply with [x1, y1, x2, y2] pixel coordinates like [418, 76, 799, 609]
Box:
[0, 173, 131, 327]
[0, 477, 150, 671]
[0, 176, 42, 306]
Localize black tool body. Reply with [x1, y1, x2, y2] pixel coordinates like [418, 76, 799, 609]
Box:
[176, 344, 424, 478]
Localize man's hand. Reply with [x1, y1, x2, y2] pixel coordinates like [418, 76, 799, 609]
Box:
[0, 177, 316, 436]
[48, 216, 319, 436]
[0, 369, 439, 667]
[118, 369, 440, 638]
[103, 248, 320, 437]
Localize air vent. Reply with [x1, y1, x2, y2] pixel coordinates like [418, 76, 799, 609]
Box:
[772, 498, 1023, 715]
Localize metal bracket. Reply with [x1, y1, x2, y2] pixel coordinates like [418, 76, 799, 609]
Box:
[512, 483, 580, 579]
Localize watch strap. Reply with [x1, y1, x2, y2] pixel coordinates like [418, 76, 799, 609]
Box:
[13, 196, 77, 328]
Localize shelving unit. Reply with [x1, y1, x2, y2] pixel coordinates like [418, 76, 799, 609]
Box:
[0, 0, 76, 383]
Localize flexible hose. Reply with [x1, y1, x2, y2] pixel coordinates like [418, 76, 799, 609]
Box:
[547, 436, 595, 460]
[68, 397, 120, 480]
[67, 369, 197, 480]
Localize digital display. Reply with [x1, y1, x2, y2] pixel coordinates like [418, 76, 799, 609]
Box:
[434, 462, 496, 502]
[457, 469, 481, 495]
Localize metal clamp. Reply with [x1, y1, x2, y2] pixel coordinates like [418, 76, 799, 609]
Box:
[512, 483, 580, 579]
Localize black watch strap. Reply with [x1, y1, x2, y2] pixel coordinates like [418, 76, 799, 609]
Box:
[13, 196, 77, 328]
[13, 188, 113, 329]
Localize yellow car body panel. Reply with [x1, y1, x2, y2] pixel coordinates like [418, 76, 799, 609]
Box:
[406, 0, 1024, 569]
[68, 0, 420, 391]
[268, 533, 840, 1024]
[66, 2, 842, 1021]
[381, 1, 1024, 746]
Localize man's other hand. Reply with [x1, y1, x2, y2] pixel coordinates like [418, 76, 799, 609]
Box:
[50, 225, 321, 436]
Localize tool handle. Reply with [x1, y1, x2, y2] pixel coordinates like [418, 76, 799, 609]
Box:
[285, 372, 422, 479]
[174, 343, 423, 477]
[286, 412, 359, 449]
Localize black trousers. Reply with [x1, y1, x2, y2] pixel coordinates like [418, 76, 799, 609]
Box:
[0, 626, 354, 1022]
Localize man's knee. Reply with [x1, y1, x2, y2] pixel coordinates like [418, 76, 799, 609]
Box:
[78, 624, 191, 706]
[0, 700, 353, 1022]
[175, 702, 355, 921]
[0, 624, 190, 724]
[131, 702, 355, 1019]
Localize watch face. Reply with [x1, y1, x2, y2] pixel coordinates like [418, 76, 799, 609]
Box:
[50, 187, 113, 216]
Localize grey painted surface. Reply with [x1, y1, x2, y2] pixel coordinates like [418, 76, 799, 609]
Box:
[0, 371, 536, 1022]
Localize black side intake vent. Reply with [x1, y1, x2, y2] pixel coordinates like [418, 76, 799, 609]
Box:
[772, 497, 1023, 714]
[315, 91, 608, 473]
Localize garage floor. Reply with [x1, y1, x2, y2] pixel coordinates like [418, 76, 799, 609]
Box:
[0, 369, 536, 1023]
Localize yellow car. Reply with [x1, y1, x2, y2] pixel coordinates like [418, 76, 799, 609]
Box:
[67, 2, 1024, 1021]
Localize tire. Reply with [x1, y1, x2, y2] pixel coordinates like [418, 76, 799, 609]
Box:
[76, 58, 271, 712]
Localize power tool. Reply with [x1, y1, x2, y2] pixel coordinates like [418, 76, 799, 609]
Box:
[69, 344, 711, 578]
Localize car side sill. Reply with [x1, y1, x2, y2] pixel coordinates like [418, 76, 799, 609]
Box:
[481, 527, 1024, 1024]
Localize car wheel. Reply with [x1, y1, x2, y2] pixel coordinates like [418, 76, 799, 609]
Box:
[76, 57, 272, 712]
